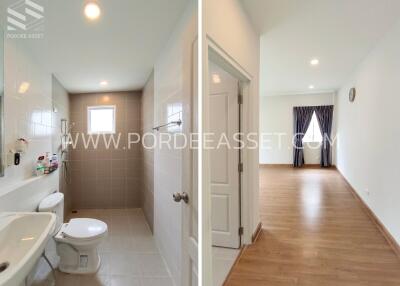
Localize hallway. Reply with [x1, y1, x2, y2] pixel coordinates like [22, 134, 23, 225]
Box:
[225, 166, 400, 286]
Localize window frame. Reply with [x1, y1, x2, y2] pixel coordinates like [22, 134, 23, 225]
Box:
[87, 105, 116, 135]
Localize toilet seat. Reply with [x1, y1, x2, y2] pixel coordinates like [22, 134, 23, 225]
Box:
[63, 218, 107, 240]
[55, 218, 108, 246]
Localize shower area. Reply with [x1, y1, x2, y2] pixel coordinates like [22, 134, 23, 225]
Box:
[52, 76, 154, 229]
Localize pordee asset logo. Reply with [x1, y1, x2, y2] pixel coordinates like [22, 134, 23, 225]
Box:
[6, 0, 45, 39]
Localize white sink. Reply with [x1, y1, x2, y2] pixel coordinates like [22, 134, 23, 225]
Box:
[0, 212, 56, 286]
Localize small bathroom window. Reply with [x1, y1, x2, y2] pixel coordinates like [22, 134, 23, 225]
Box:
[87, 106, 116, 134]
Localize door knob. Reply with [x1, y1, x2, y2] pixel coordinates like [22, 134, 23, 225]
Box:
[173, 192, 189, 204]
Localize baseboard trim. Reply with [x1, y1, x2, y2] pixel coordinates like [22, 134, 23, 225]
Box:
[260, 164, 292, 167]
[260, 164, 338, 169]
[222, 245, 246, 286]
[259, 164, 293, 168]
[252, 222, 262, 243]
[336, 168, 400, 260]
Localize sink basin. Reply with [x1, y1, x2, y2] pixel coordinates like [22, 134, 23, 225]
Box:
[0, 212, 56, 286]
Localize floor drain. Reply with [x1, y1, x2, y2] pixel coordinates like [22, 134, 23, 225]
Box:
[0, 262, 9, 273]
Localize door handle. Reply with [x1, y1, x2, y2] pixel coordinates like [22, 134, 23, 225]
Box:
[173, 192, 189, 204]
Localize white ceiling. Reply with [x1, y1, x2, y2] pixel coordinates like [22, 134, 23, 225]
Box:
[46, 0, 188, 93]
[240, 0, 400, 96]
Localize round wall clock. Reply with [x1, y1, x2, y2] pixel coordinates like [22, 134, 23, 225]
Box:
[349, 87, 356, 102]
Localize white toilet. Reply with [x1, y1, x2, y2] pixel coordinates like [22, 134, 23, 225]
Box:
[39, 192, 108, 274]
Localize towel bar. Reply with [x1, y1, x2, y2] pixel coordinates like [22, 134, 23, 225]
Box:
[152, 119, 182, 131]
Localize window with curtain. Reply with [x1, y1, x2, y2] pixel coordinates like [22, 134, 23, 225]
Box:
[302, 111, 322, 143]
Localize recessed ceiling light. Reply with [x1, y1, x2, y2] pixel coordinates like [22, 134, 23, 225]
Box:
[212, 74, 221, 84]
[101, 95, 110, 103]
[309, 85, 315, 89]
[84, 2, 101, 20]
[310, 58, 319, 66]
[100, 80, 108, 86]
[18, 82, 30, 94]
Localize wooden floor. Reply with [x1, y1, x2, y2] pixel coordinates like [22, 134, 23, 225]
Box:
[225, 166, 400, 286]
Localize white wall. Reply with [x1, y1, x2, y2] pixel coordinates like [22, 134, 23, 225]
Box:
[153, 1, 196, 285]
[0, 38, 54, 189]
[0, 37, 62, 285]
[0, 171, 59, 212]
[205, 0, 260, 239]
[336, 19, 400, 244]
[0, 32, 3, 97]
[260, 93, 335, 164]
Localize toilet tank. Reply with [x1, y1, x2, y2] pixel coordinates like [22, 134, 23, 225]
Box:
[39, 192, 64, 233]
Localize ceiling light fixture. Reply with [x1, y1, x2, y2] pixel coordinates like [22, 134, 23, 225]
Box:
[310, 58, 319, 66]
[309, 85, 315, 89]
[100, 80, 108, 86]
[18, 82, 30, 94]
[84, 2, 101, 20]
[101, 95, 110, 103]
[212, 74, 221, 84]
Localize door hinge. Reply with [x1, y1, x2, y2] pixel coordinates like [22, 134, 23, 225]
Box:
[238, 163, 243, 173]
[239, 227, 244, 236]
[238, 93, 243, 105]
[238, 82, 243, 104]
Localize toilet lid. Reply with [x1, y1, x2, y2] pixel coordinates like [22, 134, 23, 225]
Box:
[63, 218, 107, 240]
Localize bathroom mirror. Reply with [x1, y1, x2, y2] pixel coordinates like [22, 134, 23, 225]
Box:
[0, 28, 4, 177]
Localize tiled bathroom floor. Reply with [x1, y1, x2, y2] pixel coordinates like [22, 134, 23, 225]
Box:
[212, 247, 240, 286]
[32, 209, 173, 286]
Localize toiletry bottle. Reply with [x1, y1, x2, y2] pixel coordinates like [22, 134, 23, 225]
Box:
[35, 155, 45, 176]
[44, 152, 50, 174]
[51, 153, 59, 170]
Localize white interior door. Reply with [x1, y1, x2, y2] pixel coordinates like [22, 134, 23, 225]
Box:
[181, 38, 198, 286]
[209, 61, 241, 249]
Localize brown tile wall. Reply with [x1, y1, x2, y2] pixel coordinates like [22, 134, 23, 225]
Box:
[69, 91, 142, 209]
[141, 73, 154, 231]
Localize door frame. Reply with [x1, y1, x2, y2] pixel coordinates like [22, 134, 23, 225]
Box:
[202, 35, 255, 284]
[181, 35, 199, 286]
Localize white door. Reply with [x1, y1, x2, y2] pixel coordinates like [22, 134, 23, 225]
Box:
[181, 38, 198, 286]
[209, 61, 241, 249]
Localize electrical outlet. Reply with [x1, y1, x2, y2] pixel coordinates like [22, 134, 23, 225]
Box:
[364, 188, 370, 196]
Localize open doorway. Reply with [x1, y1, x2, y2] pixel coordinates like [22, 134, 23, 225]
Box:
[208, 58, 242, 286]
[209, 60, 242, 249]
[206, 43, 254, 285]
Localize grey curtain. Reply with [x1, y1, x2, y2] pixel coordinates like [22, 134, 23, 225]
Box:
[314, 105, 334, 167]
[293, 106, 314, 167]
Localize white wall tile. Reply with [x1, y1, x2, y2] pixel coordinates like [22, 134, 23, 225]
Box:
[0, 38, 54, 187]
[153, 2, 196, 286]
